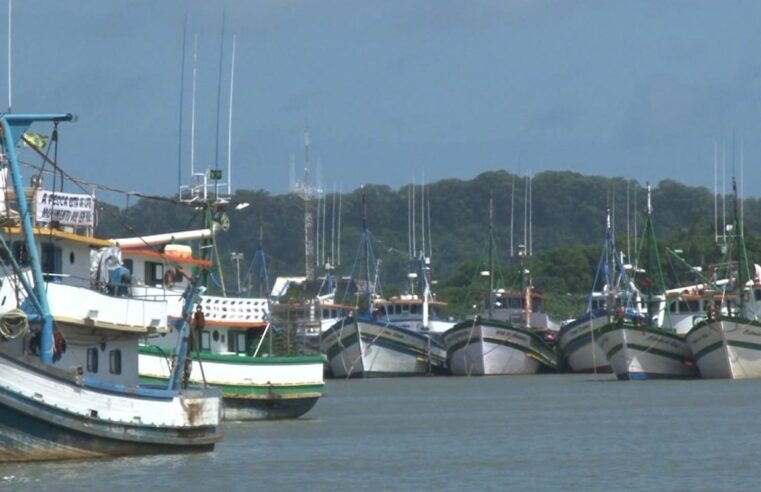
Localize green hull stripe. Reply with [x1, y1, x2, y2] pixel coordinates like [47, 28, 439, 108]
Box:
[727, 340, 761, 352]
[595, 320, 683, 342]
[693, 341, 724, 361]
[140, 345, 325, 365]
[448, 336, 556, 369]
[139, 375, 324, 399]
[605, 342, 689, 362]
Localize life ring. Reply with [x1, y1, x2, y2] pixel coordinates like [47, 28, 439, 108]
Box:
[163, 270, 175, 289]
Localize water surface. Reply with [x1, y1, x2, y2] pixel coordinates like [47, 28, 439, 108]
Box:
[1, 374, 757, 491]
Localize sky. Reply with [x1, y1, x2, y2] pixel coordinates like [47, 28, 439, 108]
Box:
[4, 0, 761, 203]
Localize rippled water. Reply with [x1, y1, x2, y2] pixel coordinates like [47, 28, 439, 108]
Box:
[2, 374, 760, 491]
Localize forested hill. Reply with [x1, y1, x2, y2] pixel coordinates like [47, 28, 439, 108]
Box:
[95, 170, 761, 318]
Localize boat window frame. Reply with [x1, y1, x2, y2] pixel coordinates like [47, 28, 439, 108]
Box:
[109, 349, 122, 375]
[87, 347, 98, 373]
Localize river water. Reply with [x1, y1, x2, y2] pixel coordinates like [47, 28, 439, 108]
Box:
[1, 374, 758, 491]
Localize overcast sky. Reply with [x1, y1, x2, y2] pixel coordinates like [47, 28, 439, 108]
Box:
[4, 1, 761, 202]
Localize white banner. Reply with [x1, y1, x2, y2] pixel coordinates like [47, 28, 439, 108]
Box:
[35, 190, 95, 227]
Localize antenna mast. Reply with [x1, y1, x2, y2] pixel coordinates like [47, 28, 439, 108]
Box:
[292, 131, 318, 281]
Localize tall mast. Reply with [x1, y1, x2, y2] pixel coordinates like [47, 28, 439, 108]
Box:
[523, 175, 528, 258]
[528, 174, 533, 256]
[226, 35, 236, 196]
[6, 0, 11, 113]
[488, 191, 494, 318]
[407, 182, 412, 259]
[427, 195, 432, 260]
[213, 10, 226, 199]
[714, 140, 718, 244]
[411, 177, 416, 258]
[510, 174, 515, 257]
[722, 141, 727, 245]
[733, 177, 746, 309]
[321, 183, 327, 266]
[626, 180, 630, 262]
[330, 184, 336, 266]
[177, 15, 187, 194]
[337, 184, 342, 266]
[190, 35, 198, 178]
[420, 174, 426, 257]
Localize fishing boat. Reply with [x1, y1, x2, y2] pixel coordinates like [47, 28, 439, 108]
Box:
[594, 186, 698, 380]
[322, 190, 448, 378]
[0, 113, 222, 461]
[442, 194, 557, 376]
[557, 211, 622, 374]
[127, 185, 325, 420]
[125, 202, 325, 420]
[685, 180, 761, 379]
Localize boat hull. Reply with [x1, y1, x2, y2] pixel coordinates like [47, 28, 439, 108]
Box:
[0, 349, 221, 462]
[557, 313, 611, 373]
[139, 347, 324, 420]
[595, 320, 698, 380]
[442, 318, 557, 376]
[686, 317, 761, 379]
[323, 316, 448, 378]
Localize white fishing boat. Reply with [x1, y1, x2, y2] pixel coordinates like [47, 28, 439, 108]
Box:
[442, 194, 557, 376]
[686, 308, 761, 379]
[116, 213, 325, 420]
[322, 191, 448, 377]
[685, 183, 761, 379]
[595, 315, 698, 380]
[0, 113, 221, 461]
[593, 186, 698, 380]
[443, 315, 557, 376]
[323, 312, 448, 378]
[557, 298, 612, 374]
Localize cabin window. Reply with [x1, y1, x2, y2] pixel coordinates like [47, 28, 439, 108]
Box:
[10, 241, 29, 266]
[687, 300, 700, 312]
[69, 251, 75, 264]
[212, 330, 220, 342]
[200, 331, 211, 351]
[755, 290, 761, 302]
[123, 258, 134, 274]
[227, 332, 247, 353]
[410, 304, 421, 315]
[678, 301, 689, 312]
[144, 261, 164, 285]
[669, 302, 677, 313]
[41, 243, 62, 281]
[109, 349, 122, 375]
[87, 347, 98, 373]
